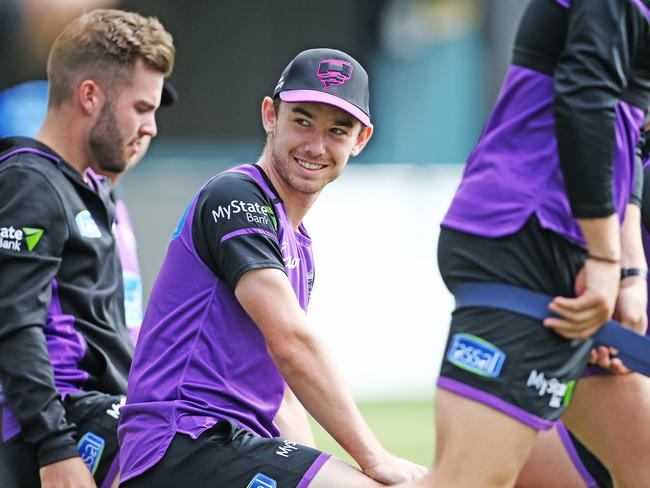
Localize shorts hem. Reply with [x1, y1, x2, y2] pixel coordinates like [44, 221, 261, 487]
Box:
[437, 376, 554, 430]
[556, 422, 599, 488]
[296, 451, 331, 488]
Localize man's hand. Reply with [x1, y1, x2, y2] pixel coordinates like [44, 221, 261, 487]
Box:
[544, 259, 620, 339]
[588, 345, 630, 374]
[587, 274, 647, 374]
[362, 452, 428, 485]
[39, 457, 96, 488]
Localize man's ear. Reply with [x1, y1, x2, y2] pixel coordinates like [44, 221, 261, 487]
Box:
[350, 125, 373, 157]
[261, 96, 277, 135]
[78, 79, 104, 116]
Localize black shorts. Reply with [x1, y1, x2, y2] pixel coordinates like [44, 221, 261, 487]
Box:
[437, 217, 592, 429]
[0, 391, 124, 488]
[121, 420, 331, 488]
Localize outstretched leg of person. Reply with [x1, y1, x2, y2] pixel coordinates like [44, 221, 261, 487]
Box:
[432, 389, 537, 488]
[563, 374, 650, 488]
[516, 423, 590, 488]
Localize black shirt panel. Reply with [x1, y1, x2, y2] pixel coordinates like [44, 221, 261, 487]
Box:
[0, 165, 67, 332]
[631, 129, 645, 206]
[192, 171, 285, 292]
[554, 0, 648, 218]
[513, 0, 569, 75]
[513, 0, 650, 219]
[642, 160, 650, 231]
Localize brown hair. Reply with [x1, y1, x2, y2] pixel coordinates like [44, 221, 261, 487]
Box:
[47, 9, 175, 107]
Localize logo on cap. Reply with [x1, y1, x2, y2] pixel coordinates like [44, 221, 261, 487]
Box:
[317, 60, 352, 89]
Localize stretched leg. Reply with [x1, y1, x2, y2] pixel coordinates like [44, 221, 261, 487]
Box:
[516, 423, 587, 488]
[432, 389, 537, 488]
[309, 457, 385, 488]
[563, 374, 650, 488]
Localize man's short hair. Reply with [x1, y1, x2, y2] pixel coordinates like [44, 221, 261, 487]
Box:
[47, 9, 175, 107]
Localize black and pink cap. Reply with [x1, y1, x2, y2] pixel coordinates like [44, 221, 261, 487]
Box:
[273, 48, 372, 127]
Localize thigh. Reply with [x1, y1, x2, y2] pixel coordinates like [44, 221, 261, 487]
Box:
[434, 388, 538, 488]
[0, 434, 40, 488]
[563, 374, 650, 488]
[122, 420, 329, 488]
[308, 456, 385, 488]
[517, 423, 591, 488]
[565, 427, 612, 488]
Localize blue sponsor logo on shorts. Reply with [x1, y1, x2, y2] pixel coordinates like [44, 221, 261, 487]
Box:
[246, 473, 277, 488]
[446, 333, 506, 378]
[77, 432, 105, 475]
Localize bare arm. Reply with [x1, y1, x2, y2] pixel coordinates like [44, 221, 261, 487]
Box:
[235, 268, 425, 483]
[617, 204, 647, 331]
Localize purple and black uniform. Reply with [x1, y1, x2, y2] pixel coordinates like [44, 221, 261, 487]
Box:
[0, 137, 133, 487]
[118, 164, 329, 487]
[437, 0, 650, 434]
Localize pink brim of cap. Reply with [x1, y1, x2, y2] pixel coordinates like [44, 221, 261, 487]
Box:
[279, 90, 372, 128]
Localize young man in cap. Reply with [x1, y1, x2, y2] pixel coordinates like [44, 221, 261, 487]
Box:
[118, 48, 427, 488]
[399, 0, 650, 487]
[0, 9, 174, 488]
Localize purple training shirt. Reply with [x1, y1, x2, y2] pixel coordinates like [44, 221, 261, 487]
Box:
[443, 65, 644, 247]
[118, 164, 315, 482]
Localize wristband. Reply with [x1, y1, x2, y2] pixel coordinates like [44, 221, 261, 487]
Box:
[620, 268, 648, 280]
[587, 254, 620, 264]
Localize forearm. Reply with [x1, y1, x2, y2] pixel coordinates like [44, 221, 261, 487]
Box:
[620, 204, 646, 269]
[0, 326, 78, 466]
[268, 328, 385, 469]
[578, 214, 621, 261]
[236, 269, 386, 470]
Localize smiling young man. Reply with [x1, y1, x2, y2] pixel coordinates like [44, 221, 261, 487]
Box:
[0, 9, 174, 488]
[117, 48, 426, 488]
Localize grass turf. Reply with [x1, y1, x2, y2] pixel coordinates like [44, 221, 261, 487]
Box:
[309, 397, 434, 468]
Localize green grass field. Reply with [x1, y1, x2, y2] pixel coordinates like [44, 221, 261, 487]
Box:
[309, 397, 435, 468]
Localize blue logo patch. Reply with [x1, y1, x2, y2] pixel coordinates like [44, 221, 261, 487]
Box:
[246, 473, 277, 488]
[446, 333, 506, 378]
[77, 432, 105, 475]
[75, 210, 101, 238]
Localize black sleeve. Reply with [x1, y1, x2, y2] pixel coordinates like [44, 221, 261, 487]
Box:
[642, 161, 650, 232]
[192, 172, 284, 291]
[554, 0, 642, 218]
[631, 129, 645, 207]
[0, 166, 78, 466]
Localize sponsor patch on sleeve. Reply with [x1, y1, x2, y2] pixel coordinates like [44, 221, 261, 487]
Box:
[446, 333, 506, 378]
[0, 226, 44, 252]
